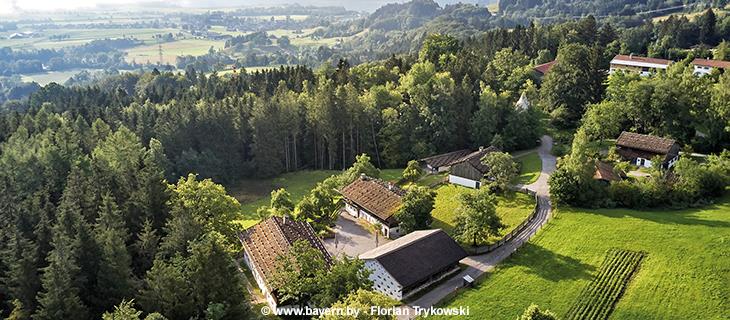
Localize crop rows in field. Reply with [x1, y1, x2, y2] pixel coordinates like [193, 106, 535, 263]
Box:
[565, 248, 646, 320]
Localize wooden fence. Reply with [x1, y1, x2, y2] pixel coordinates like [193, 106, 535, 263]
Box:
[466, 187, 540, 255]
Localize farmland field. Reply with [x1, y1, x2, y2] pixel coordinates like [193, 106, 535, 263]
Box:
[124, 39, 226, 65]
[430, 184, 535, 244]
[0, 28, 181, 49]
[565, 249, 645, 320]
[435, 195, 730, 320]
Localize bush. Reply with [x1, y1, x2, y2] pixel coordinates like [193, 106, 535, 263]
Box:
[609, 180, 645, 208]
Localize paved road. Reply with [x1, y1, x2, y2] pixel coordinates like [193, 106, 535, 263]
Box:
[399, 135, 557, 318]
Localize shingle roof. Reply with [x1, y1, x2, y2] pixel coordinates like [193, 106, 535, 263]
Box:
[691, 58, 730, 69]
[339, 175, 405, 224]
[533, 60, 556, 75]
[238, 216, 332, 291]
[594, 161, 622, 182]
[616, 132, 677, 155]
[419, 149, 472, 169]
[359, 229, 467, 288]
[453, 146, 501, 175]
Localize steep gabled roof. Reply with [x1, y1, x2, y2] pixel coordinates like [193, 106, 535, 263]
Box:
[238, 217, 332, 291]
[360, 229, 466, 288]
[339, 175, 405, 224]
[594, 161, 622, 182]
[616, 132, 677, 155]
[419, 149, 473, 169]
[533, 60, 556, 75]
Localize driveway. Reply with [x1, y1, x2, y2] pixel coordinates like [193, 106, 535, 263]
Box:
[397, 135, 557, 319]
[324, 211, 391, 258]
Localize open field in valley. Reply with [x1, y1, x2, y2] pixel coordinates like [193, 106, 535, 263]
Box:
[436, 195, 730, 319]
[124, 39, 226, 65]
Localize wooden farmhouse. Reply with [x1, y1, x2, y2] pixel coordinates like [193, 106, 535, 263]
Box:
[615, 131, 680, 169]
[418, 149, 472, 173]
[238, 216, 333, 309]
[359, 229, 467, 301]
[448, 146, 500, 189]
[340, 174, 406, 239]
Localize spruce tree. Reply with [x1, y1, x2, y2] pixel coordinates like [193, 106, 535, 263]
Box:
[33, 185, 89, 320]
[94, 193, 135, 313]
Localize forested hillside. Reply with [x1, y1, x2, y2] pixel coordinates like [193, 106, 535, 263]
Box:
[0, 3, 729, 319]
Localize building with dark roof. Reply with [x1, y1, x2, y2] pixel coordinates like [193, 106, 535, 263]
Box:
[359, 229, 466, 300]
[615, 131, 680, 169]
[238, 216, 332, 309]
[448, 146, 500, 189]
[419, 149, 472, 173]
[340, 174, 406, 238]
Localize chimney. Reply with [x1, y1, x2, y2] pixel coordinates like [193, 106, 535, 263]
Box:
[629, 53, 633, 59]
[388, 182, 394, 191]
[282, 215, 287, 225]
[360, 173, 366, 180]
[479, 146, 484, 151]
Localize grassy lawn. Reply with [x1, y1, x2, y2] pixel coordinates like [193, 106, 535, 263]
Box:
[514, 152, 541, 185]
[229, 170, 338, 228]
[436, 195, 730, 320]
[380, 168, 404, 183]
[430, 185, 535, 244]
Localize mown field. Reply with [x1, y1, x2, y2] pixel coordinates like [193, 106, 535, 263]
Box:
[436, 195, 730, 320]
[124, 39, 226, 65]
[430, 184, 535, 244]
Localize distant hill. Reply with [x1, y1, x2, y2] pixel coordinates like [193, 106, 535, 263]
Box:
[498, 0, 700, 18]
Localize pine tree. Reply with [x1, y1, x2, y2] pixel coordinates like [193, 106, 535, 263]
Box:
[94, 193, 135, 313]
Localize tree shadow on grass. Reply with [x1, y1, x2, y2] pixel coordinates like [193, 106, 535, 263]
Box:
[576, 201, 730, 228]
[502, 243, 596, 282]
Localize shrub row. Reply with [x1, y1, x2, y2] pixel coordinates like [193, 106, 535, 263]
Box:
[565, 249, 646, 320]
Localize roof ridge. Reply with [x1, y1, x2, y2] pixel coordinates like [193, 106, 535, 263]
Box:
[362, 229, 441, 259]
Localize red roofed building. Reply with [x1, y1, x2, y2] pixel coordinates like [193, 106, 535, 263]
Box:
[533, 60, 556, 77]
[610, 54, 672, 76]
[691, 58, 730, 76]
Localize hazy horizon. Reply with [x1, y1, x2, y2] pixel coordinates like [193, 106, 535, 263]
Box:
[1, 0, 494, 15]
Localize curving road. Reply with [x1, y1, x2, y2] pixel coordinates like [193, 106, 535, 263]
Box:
[399, 135, 557, 318]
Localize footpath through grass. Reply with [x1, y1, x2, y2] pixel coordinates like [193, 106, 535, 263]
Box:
[514, 151, 542, 185]
[430, 185, 535, 244]
[436, 195, 730, 320]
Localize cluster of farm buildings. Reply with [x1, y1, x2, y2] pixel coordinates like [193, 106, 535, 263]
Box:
[236, 123, 682, 309]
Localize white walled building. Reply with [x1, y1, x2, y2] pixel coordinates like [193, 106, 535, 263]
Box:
[238, 216, 332, 309]
[691, 58, 730, 76]
[615, 131, 681, 169]
[359, 229, 467, 301]
[609, 54, 672, 76]
[448, 146, 500, 189]
[340, 174, 406, 239]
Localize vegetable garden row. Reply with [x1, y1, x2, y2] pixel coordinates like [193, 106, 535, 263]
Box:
[565, 248, 646, 320]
